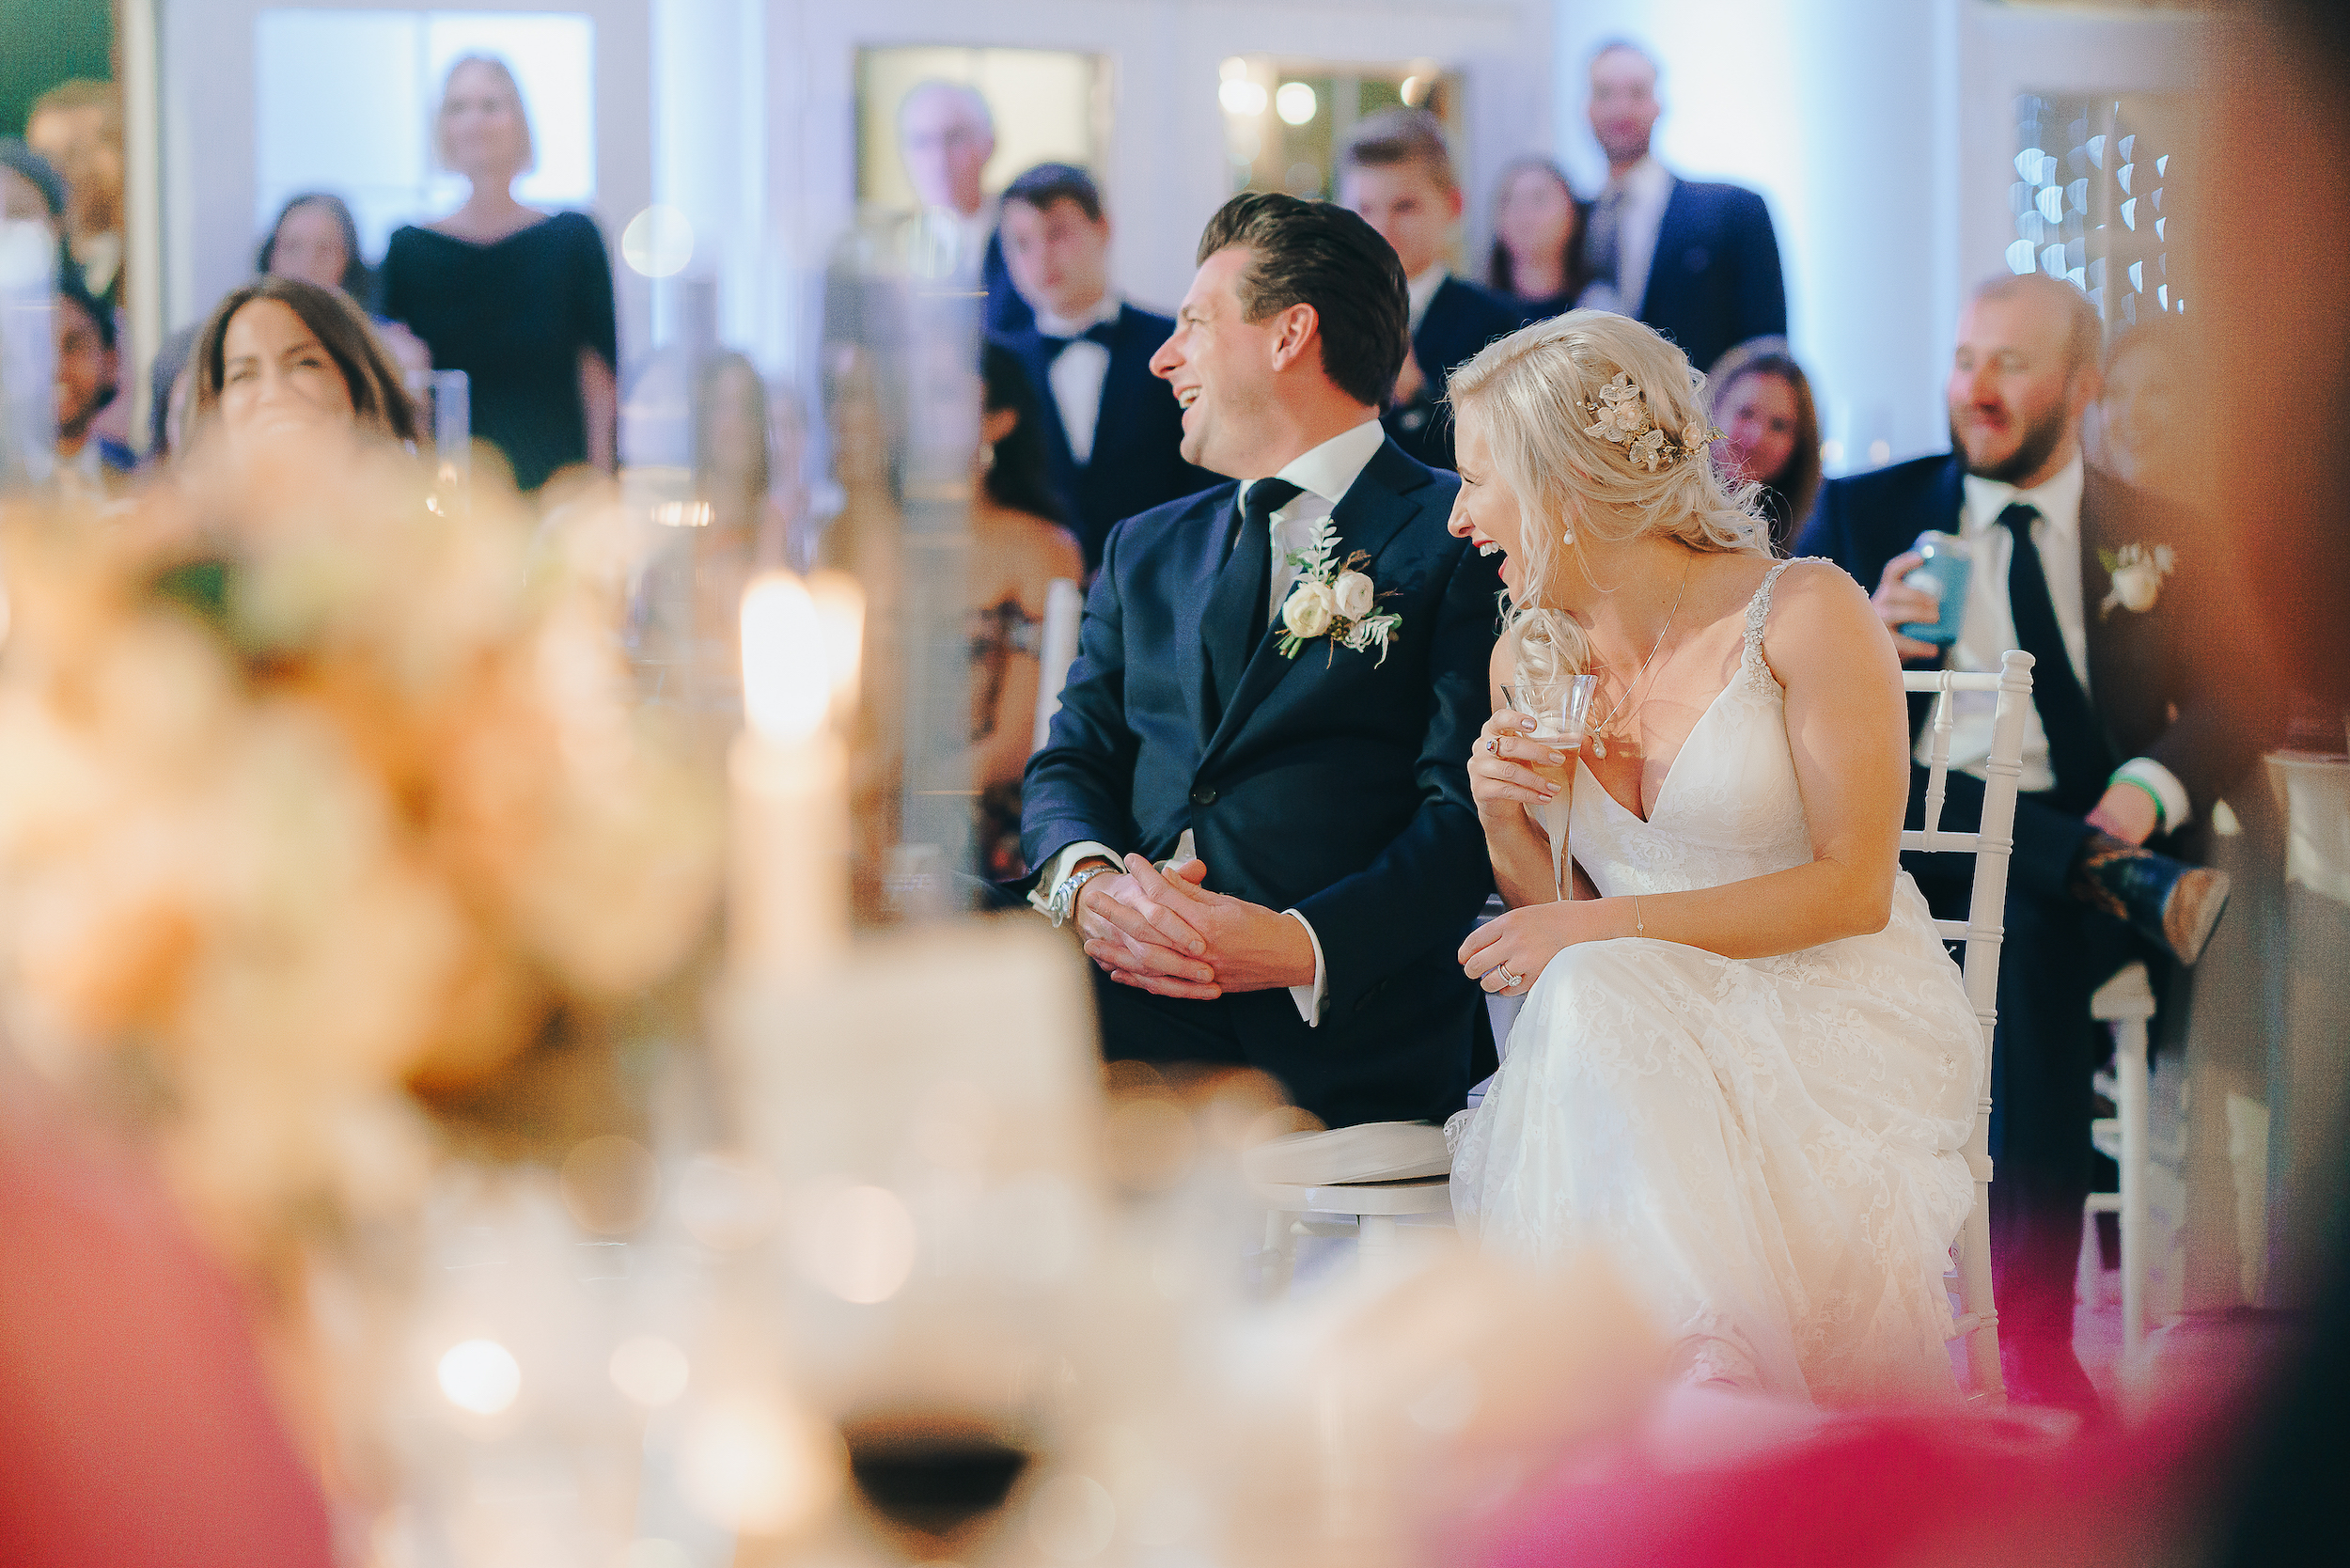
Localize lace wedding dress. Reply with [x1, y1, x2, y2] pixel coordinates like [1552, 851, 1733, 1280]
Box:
[1447, 560, 1983, 1405]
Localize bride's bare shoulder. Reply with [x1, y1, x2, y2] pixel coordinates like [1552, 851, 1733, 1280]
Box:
[1758, 557, 1900, 682]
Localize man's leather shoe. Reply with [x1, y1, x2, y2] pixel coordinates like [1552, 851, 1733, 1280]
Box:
[2069, 831, 2232, 965]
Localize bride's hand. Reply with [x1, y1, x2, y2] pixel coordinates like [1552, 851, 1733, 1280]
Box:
[1469, 709, 1566, 826]
[1458, 900, 1610, 996]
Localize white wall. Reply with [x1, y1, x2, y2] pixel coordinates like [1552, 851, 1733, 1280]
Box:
[650, 0, 1555, 378]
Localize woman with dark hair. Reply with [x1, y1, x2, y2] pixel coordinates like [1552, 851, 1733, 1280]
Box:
[188, 275, 419, 456]
[1707, 337, 1823, 555]
[968, 341, 1084, 881]
[151, 194, 428, 457]
[1487, 156, 1588, 320]
[378, 55, 619, 494]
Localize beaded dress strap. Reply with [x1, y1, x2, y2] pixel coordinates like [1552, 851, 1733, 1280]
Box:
[1741, 557, 1821, 687]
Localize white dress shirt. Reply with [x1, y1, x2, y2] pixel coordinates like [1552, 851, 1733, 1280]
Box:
[1405, 265, 1447, 336]
[1921, 454, 2189, 826]
[1034, 293, 1122, 466]
[1032, 418, 1389, 1025]
[1575, 154, 1673, 319]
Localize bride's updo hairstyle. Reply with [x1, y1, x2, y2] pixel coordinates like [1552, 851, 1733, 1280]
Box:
[1446, 309, 1769, 696]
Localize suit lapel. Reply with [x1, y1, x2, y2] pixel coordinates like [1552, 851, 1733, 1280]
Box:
[1010, 329, 1080, 496]
[1087, 306, 1149, 477]
[1637, 177, 1689, 319]
[1200, 441, 1429, 764]
[1179, 486, 1240, 747]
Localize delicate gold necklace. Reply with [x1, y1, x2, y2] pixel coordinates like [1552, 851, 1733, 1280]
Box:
[1586, 557, 1692, 760]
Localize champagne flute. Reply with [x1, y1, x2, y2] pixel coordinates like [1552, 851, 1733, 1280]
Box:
[1502, 676, 1599, 901]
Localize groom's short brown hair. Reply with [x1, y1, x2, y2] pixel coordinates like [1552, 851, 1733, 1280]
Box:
[1196, 191, 1408, 409]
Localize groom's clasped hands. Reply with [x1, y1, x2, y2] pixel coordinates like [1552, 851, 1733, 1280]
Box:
[1075, 855, 1317, 1000]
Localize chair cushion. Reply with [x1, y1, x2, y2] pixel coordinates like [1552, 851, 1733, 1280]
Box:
[1242, 1121, 1450, 1185]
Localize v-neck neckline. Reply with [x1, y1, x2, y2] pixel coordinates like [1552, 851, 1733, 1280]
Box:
[1581, 670, 1747, 826]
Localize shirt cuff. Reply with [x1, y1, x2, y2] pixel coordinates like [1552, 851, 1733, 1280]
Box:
[2113, 757, 2193, 834]
[1283, 909, 1328, 1027]
[1027, 840, 1120, 918]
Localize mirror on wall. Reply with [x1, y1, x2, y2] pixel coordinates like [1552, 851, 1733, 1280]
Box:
[854, 45, 1109, 216]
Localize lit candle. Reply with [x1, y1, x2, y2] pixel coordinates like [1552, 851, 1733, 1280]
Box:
[733, 572, 859, 981]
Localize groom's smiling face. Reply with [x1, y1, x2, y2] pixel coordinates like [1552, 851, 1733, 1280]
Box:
[1152, 246, 1284, 478]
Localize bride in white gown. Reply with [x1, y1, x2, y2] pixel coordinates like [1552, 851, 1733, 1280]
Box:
[1439, 313, 1982, 1405]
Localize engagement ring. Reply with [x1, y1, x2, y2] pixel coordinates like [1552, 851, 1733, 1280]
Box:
[1496, 967, 1522, 990]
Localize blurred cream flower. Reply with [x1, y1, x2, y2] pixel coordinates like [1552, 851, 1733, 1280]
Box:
[1281, 580, 1335, 639]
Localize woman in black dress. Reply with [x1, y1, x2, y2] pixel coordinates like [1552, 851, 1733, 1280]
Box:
[379, 55, 617, 494]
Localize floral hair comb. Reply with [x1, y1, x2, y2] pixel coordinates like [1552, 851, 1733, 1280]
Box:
[1579, 371, 1721, 472]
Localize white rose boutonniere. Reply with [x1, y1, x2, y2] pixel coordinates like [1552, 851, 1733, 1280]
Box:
[1275, 521, 1403, 665]
[2096, 542, 2176, 619]
[1282, 579, 1336, 638]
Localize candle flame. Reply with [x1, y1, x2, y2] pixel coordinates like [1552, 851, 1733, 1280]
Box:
[741, 574, 829, 741]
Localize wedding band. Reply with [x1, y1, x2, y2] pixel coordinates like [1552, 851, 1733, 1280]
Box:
[1495, 967, 1522, 989]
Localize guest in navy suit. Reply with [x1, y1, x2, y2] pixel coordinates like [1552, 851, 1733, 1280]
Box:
[991, 163, 1218, 572]
[1021, 193, 1500, 1129]
[1339, 108, 1523, 472]
[1576, 40, 1786, 384]
[1798, 274, 2248, 1417]
[896, 80, 1032, 337]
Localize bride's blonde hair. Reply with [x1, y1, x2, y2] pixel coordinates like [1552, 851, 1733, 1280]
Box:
[1445, 310, 1770, 705]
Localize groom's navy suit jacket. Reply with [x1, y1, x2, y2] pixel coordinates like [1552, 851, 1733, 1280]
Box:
[1021, 438, 1501, 1127]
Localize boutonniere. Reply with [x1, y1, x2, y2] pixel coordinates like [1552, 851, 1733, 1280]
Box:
[1276, 519, 1402, 666]
[2096, 541, 2176, 619]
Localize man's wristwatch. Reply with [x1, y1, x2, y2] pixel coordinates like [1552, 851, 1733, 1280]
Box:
[1044, 860, 1118, 929]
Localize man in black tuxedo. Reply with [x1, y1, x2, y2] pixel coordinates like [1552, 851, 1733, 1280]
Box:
[991, 163, 1218, 572]
[1576, 40, 1785, 379]
[1338, 108, 1522, 472]
[896, 80, 1031, 337]
[1020, 193, 1501, 1129]
[1797, 274, 2246, 1415]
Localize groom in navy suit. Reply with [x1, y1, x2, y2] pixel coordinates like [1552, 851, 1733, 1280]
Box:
[991, 163, 1218, 571]
[1020, 193, 1501, 1129]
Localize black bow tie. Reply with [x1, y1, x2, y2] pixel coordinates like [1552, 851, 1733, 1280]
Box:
[1041, 321, 1118, 359]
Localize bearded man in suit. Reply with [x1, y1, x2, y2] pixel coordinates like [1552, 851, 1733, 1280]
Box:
[1797, 274, 2246, 1418]
[1020, 192, 1501, 1130]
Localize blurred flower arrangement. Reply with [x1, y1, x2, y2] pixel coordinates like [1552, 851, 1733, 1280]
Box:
[0, 444, 722, 1277]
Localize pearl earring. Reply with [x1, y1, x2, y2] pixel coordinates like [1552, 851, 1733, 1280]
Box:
[1561, 523, 1576, 546]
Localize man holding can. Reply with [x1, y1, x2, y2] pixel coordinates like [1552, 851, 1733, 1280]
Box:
[1798, 273, 2255, 1420]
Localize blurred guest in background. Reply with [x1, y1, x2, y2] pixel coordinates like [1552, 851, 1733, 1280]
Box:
[1708, 337, 1822, 555]
[0, 137, 66, 244]
[52, 262, 133, 496]
[379, 56, 617, 494]
[151, 194, 430, 458]
[2093, 316, 2196, 511]
[1799, 274, 2248, 1416]
[1486, 155, 1588, 321]
[24, 79, 123, 315]
[1577, 40, 1785, 385]
[992, 162, 1215, 572]
[1340, 107, 1521, 471]
[189, 276, 420, 461]
[630, 353, 791, 721]
[898, 80, 1029, 337]
[969, 342, 1085, 881]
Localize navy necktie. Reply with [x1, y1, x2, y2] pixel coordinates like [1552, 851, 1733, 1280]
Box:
[1041, 321, 1118, 360]
[1998, 501, 2112, 807]
[1203, 478, 1305, 719]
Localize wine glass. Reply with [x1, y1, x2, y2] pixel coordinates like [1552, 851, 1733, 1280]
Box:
[1501, 676, 1599, 901]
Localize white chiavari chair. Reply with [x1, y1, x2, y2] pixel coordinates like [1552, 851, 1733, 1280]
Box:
[1907, 650, 2038, 1403]
[1031, 577, 1085, 753]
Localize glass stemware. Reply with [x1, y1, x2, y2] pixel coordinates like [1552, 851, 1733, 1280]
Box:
[1500, 676, 1599, 901]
